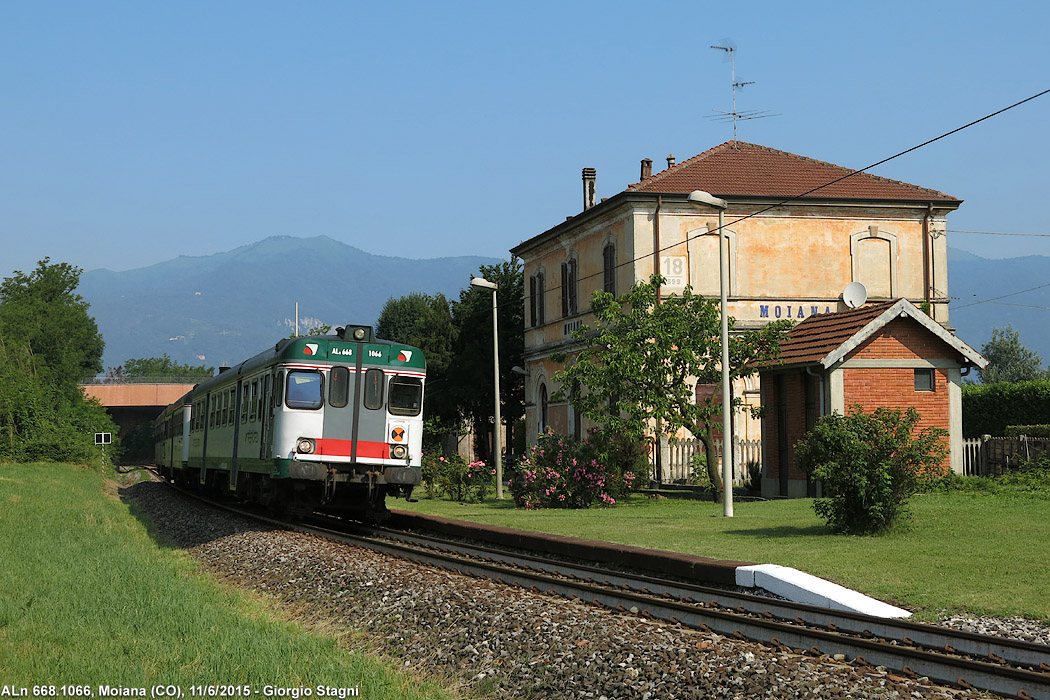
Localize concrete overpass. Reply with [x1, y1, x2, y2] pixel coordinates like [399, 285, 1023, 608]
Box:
[81, 383, 196, 440]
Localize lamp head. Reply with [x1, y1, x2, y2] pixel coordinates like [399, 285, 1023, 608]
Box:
[687, 190, 728, 210]
[470, 276, 498, 290]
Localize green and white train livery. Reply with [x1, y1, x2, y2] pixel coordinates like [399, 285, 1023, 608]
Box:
[154, 325, 425, 520]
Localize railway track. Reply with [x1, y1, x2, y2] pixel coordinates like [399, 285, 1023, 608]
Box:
[152, 473, 1050, 700]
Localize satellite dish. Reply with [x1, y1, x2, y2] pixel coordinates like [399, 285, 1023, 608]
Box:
[842, 282, 868, 309]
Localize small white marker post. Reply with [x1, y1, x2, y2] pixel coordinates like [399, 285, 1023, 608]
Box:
[95, 432, 112, 462]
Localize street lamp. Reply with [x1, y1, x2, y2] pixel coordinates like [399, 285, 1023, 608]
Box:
[470, 275, 503, 499]
[686, 190, 734, 517]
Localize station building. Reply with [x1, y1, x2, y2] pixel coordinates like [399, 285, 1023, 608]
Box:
[509, 141, 971, 494]
[757, 299, 986, 497]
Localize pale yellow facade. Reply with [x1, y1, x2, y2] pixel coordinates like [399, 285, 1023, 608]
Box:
[512, 164, 958, 455]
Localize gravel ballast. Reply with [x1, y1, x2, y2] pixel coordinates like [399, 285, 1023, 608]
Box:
[122, 481, 1038, 699]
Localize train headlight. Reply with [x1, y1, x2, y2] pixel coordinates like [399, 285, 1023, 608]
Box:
[391, 444, 408, 460]
[296, 438, 316, 454]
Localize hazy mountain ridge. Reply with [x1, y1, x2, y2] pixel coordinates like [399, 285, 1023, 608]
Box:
[947, 250, 1050, 366]
[79, 238, 1049, 375]
[80, 235, 501, 370]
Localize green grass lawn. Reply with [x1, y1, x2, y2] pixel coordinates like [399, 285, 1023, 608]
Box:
[0, 463, 455, 699]
[398, 488, 1050, 622]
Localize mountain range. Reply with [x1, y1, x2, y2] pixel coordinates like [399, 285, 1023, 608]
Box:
[78, 236, 1048, 376]
[946, 247, 1050, 366]
[79, 235, 501, 371]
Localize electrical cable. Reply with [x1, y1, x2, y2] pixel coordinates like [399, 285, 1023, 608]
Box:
[450, 88, 1050, 324]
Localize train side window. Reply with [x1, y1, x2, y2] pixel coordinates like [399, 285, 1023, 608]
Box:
[274, 371, 284, 407]
[249, 381, 259, 421]
[242, 384, 250, 423]
[286, 370, 324, 410]
[228, 388, 236, 425]
[388, 375, 422, 416]
[329, 367, 350, 408]
[362, 368, 384, 410]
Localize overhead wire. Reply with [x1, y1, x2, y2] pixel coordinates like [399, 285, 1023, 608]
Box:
[457, 87, 1050, 324]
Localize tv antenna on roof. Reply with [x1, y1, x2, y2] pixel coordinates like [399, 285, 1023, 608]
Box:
[708, 42, 778, 141]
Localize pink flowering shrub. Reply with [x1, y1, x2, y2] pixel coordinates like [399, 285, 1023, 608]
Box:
[507, 429, 643, 509]
[421, 451, 493, 502]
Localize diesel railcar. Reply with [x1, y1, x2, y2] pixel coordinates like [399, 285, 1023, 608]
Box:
[154, 325, 425, 520]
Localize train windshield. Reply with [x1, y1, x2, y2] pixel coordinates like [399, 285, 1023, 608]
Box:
[388, 376, 422, 416]
[286, 370, 323, 409]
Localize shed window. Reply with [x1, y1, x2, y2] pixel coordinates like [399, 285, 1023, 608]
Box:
[915, 368, 935, 392]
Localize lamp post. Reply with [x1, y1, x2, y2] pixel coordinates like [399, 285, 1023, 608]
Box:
[686, 190, 734, 517]
[470, 276, 503, 499]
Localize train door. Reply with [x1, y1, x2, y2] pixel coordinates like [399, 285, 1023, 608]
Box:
[322, 365, 358, 458]
[353, 368, 389, 461]
[230, 379, 243, 490]
[260, 373, 273, 460]
[200, 392, 212, 485]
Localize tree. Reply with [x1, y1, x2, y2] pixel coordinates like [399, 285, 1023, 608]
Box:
[376, 292, 459, 440]
[978, 326, 1047, 384]
[0, 260, 115, 467]
[0, 258, 104, 394]
[444, 259, 525, 462]
[795, 406, 949, 535]
[119, 354, 215, 382]
[552, 274, 791, 500]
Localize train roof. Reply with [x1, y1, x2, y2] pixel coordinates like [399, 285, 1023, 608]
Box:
[188, 328, 425, 397]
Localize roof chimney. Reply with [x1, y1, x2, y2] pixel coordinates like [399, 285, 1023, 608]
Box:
[666, 153, 676, 169]
[582, 167, 597, 211]
[640, 158, 652, 180]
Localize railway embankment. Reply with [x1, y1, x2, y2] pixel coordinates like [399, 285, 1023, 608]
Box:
[0, 463, 452, 700]
[122, 479, 1047, 699]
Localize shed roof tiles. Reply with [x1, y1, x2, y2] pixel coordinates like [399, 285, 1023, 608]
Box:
[766, 299, 986, 370]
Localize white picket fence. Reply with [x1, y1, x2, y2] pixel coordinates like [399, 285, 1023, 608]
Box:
[657, 437, 762, 485]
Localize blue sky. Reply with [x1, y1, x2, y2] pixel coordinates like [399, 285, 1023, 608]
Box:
[2, 1, 1048, 283]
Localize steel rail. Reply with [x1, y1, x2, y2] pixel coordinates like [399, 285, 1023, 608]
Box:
[150, 474, 1050, 700]
[299, 518, 1050, 699]
[359, 520, 1050, 671]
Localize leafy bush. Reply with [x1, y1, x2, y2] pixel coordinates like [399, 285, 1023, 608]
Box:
[420, 451, 492, 502]
[508, 429, 641, 509]
[962, 380, 1050, 437]
[1004, 424, 1050, 438]
[795, 406, 949, 535]
[687, 452, 712, 488]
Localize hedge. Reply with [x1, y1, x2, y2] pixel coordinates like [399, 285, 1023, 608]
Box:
[962, 379, 1050, 437]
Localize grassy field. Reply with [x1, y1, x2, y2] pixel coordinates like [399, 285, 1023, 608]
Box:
[0, 463, 454, 699]
[398, 486, 1050, 622]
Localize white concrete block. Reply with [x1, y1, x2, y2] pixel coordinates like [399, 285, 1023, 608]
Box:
[735, 563, 911, 618]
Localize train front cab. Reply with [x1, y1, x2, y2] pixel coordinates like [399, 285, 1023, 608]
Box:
[272, 343, 425, 518]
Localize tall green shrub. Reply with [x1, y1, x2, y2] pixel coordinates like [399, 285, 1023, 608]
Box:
[963, 379, 1050, 437]
[796, 406, 949, 535]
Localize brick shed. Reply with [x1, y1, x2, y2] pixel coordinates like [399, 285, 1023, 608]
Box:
[758, 299, 986, 499]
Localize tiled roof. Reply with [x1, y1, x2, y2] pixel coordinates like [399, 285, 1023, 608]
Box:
[764, 299, 986, 369]
[627, 141, 960, 203]
[772, 301, 899, 366]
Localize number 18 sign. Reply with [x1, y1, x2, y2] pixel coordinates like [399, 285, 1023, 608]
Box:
[660, 256, 687, 290]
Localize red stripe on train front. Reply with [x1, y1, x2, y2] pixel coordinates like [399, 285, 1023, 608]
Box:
[314, 439, 389, 459]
